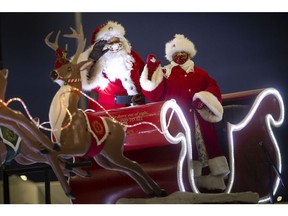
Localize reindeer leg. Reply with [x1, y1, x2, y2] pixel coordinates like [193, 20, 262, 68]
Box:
[45, 152, 76, 199]
[60, 157, 91, 178]
[0, 109, 56, 152]
[15, 154, 36, 165]
[102, 119, 167, 197]
[95, 153, 155, 195]
[0, 119, 75, 199]
[0, 117, 52, 155]
[99, 149, 166, 197]
[17, 145, 88, 179]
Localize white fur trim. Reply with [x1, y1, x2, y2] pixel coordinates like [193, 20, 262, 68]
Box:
[165, 34, 197, 62]
[140, 64, 163, 92]
[95, 21, 125, 41]
[193, 91, 223, 123]
[164, 60, 194, 78]
[195, 175, 226, 190]
[208, 156, 230, 176]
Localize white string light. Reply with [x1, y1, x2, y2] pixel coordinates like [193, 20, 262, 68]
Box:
[0, 87, 174, 135]
[3, 87, 284, 199]
[71, 87, 174, 135]
[0, 97, 72, 132]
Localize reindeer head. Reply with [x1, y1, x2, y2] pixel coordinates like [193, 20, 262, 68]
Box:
[45, 26, 93, 87]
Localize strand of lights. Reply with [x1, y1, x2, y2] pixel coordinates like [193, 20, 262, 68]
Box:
[72, 87, 195, 192]
[2, 88, 194, 193]
[0, 99, 8, 107]
[71, 87, 174, 135]
[1, 87, 172, 135]
[75, 86, 195, 192]
[0, 97, 72, 132]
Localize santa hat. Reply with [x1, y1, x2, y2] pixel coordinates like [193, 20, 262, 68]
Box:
[90, 21, 126, 45]
[165, 34, 197, 62]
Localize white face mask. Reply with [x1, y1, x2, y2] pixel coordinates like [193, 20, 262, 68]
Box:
[104, 37, 124, 52]
[106, 42, 123, 52]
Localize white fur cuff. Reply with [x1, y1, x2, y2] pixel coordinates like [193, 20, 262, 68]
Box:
[193, 91, 223, 123]
[140, 65, 163, 92]
[208, 156, 230, 176]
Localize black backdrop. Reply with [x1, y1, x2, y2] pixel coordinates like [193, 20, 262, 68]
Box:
[0, 12, 287, 201]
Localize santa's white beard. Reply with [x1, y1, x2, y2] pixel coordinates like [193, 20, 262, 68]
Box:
[81, 40, 138, 95]
[102, 49, 134, 82]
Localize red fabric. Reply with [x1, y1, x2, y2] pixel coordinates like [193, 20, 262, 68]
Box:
[192, 98, 205, 109]
[54, 48, 68, 69]
[142, 65, 223, 160]
[54, 48, 69, 69]
[90, 24, 106, 45]
[50, 113, 107, 158]
[146, 54, 161, 80]
[88, 50, 145, 111]
[83, 112, 108, 158]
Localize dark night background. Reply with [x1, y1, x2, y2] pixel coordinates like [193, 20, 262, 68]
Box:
[0, 13, 287, 202]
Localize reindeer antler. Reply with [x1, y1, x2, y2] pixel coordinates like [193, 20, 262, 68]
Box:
[45, 30, 61, 51]
[63, 25, 87, 64]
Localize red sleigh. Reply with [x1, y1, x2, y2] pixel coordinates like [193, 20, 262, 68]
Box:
[69, 88, 285, 204]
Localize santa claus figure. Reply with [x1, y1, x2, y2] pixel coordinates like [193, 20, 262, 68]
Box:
[140, 34, 230, 190]
[79, 21, 145, 111]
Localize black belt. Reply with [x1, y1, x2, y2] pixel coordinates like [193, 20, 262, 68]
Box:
[115, 95, 134, 105]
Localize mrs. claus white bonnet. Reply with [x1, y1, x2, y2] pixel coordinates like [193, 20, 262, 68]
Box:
[165, 34, 197, 62]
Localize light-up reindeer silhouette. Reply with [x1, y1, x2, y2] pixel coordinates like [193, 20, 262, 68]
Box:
[0, 68, 88, 179]
[45, 26, 166, 199]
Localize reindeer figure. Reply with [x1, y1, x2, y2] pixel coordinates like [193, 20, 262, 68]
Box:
[0, 69, 57, 154]
[0, 68, 58, 166]
[45, 27, 166, 199]
[0, 68, 88, 190]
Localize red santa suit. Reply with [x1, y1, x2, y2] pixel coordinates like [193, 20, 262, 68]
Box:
[140, 34, 230, 190]
[79, 21, 145, 111]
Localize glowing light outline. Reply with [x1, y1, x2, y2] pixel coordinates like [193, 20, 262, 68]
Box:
[226, 88, 285, 203]
[160, 99, 200, 193]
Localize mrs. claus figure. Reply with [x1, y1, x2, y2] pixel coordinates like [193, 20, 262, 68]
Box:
[140, 34, 230, 190]
[79, 21, 145, 111]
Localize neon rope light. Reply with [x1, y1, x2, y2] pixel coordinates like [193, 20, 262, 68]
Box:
[160, 99, 199, 193]
[226, 88, 285, 203]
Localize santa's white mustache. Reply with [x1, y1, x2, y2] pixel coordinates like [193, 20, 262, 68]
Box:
[104, 42, 123, 52]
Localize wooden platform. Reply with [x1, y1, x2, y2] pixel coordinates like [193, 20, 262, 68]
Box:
[117, 191, 259, 204]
